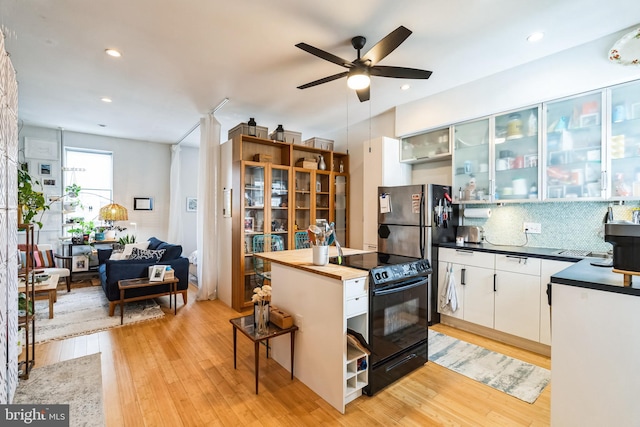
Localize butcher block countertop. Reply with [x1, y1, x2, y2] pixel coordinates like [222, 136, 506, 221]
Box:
[254, 247, 370, 281]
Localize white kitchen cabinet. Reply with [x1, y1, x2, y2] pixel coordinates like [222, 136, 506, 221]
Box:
[493, 256, 541, 341]
[608, 79, 640, 200]
[453, 118, 492, 203]
[438, 249, 495, 328]
[439, 248, 554, 344]
[539, 259, 573, 345]
[543, 90, 605, 200]
[362, 137, 411, 250]
[400, 126, 451, 163]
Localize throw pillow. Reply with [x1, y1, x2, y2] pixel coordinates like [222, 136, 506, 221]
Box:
[121, 241, 150, 259]
[109, 252, 125, 261]
[129, 247, 165, 262]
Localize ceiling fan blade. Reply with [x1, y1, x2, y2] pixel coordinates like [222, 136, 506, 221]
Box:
[295, 43, 353, 68]
[370, 66, 432, 79]
[297, 71, 349, 89]
[361, 26, 412, 66]
[356, 86, 370, 102]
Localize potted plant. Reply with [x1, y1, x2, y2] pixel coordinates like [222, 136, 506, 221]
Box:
[94, 225, 108, 241]
[67, 219, 95, 244]
[17, 163, 49, 228]
[63, 183, 82, 212]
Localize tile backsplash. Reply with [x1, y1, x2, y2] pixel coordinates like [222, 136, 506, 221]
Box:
[461, 201, 640, 253]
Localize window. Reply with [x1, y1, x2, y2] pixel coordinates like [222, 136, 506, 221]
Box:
[63, 148, 113, 221]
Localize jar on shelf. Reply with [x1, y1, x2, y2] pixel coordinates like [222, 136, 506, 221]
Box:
[507, 114, 523, 138]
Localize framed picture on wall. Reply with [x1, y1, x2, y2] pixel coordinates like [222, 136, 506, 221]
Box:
[133, 197, 153, 210]
[38, 163, 52, 176]
[186, 197, 197, 212]
[24, 138, 59, 160]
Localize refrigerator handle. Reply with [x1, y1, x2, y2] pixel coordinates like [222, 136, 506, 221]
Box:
[420, 191, 425, 258]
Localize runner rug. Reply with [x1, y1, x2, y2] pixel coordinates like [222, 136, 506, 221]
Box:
[12, 353, 105, 426]
[34, 285, 164, 343]
[428, 329, 550, 403]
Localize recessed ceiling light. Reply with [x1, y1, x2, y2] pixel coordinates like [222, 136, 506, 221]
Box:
[101, 97, 112, 103]
[105, 48, 122, 57]
[527, 32, 544, 43]
[401, 84, 411, 91]
[98, 124, 106, 127]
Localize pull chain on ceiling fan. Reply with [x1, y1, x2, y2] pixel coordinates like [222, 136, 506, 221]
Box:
[296, 25, 432, 102]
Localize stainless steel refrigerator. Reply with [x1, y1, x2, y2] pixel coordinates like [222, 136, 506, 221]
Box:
[377, 184, 458, 322]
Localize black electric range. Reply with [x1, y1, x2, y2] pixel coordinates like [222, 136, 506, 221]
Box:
[329, 252, 432, 395]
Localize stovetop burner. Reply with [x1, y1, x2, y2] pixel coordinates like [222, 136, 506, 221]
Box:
[329, 252, 432, 287]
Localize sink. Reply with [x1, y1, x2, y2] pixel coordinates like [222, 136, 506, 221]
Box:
[553, 249, 610, 259]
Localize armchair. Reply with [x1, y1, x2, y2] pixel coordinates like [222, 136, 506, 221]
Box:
[18, 243, 72, 292]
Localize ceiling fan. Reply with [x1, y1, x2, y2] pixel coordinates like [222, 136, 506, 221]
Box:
[296, 25, 432, 102]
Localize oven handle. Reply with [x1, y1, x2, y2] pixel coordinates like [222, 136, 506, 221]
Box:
[372, 277, 429, 296]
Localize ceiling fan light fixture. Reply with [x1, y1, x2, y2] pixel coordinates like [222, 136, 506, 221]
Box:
[347, 69, 370, 90]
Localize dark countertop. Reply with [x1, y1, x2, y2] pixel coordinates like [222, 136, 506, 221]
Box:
[551, 258, 640, 297]
[437, 241, 585, 262]
[437, 241, 640, 297]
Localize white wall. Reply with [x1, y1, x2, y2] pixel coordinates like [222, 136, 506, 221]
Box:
[18, 125, 202, 255]
[179, 146, 199, 256]
[324, 109, 395, 249]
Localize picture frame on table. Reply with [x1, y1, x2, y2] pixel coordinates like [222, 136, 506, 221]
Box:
[72, 255, 89, 272]
[186, 197, 197, 212]
[149, 265, 165, 282]
[244, 217, 254, 232]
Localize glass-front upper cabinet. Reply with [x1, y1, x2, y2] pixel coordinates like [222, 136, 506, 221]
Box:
[453, 118, 491, 203]
[493, 106, 541, 201]
[400, 127, 451, 163]
[544, 91, 604, 200]
[269, 165, 290, 245]
[244, 164, 266, 240]
[609, 80, 640, 199]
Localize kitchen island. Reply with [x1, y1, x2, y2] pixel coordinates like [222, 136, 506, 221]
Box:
[550, 259, 640, 426]
[254, 247, 370, 414]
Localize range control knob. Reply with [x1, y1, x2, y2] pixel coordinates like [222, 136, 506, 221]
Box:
[374, 272, 382, 281]
[381, 271, 389, 280]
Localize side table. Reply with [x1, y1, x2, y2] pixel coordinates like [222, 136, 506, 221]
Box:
[230, 314, 298, 394]
[117, 277, 179, 325]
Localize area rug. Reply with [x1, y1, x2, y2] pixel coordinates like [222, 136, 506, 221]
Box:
[428, 329, 550, 403]
[34, 285, 164, 343]
[13, 353, 105, 426]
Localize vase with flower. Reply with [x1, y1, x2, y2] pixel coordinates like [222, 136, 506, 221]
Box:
[252, 284, 271, 334]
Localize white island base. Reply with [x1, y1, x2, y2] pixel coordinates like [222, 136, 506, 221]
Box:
[262, 249, 369, 414]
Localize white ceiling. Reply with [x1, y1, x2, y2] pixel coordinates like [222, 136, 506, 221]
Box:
[2, 0, 639, 146]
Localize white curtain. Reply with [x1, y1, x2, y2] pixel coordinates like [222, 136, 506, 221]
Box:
[196, 114, 220, 300]
[168, 144, 183, 244]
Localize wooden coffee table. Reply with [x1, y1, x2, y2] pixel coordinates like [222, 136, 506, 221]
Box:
[19, 274, 60, 319]
[117, 277, 179, 325]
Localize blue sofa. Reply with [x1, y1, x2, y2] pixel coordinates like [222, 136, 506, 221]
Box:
[98, 237, 189, 316]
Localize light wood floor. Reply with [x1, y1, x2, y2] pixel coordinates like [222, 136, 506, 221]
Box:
[34, 286, 550, 426]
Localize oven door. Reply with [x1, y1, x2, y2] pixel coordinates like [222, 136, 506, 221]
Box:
[369, 275, 429, 366]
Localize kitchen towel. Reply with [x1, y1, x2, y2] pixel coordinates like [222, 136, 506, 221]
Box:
[463, 208, 492, 218]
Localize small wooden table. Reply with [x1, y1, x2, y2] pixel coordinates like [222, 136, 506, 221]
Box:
[117, 277, 179, 325]
[230, 314, 298, 394]
[19, 274, 59, 319]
